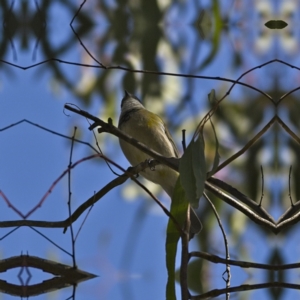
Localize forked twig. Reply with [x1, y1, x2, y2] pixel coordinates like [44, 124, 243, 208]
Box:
[213, 116, 277, 175]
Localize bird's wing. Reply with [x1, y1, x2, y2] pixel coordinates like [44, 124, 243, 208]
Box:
[163, 122, 180, 158]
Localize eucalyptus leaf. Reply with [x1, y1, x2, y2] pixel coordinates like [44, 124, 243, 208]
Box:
[179, 132, 206, 208]
[166, 176, 189, 300]
[179, 141, 197, 204]
[265, 20, 288, 29]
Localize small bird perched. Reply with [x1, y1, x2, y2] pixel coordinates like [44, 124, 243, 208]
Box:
[118, 90, 202, 236]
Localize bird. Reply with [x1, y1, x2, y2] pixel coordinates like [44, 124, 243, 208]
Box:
[118, 90, 202, 237]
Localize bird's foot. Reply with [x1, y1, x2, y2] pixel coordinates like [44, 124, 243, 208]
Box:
[146, 159, 157, 171]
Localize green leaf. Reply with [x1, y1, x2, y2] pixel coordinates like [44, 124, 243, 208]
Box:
[179, 132, 206, 208]
[265, 20, 288, 29]
[166, 177, 189, 300]
[179, 142, 197, 203]
[197, 0, 223, 70]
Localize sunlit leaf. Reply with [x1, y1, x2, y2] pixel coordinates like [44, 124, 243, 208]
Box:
[197, 1, 222, 69]
[166, 177, 189, 300]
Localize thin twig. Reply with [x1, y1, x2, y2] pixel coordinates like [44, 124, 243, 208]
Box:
[204, 181, 277, 233]
[289, 165, 294, 206]
[75, 194, 95, 242]
[259, 165, 264, 206]
[277, 116, 300, 144]
[190, 251, 300, 270]
[68, 127, 77, 267]
[29, 227, 72, 257]
[213, 116, 276, 175]
[0, 158, 183, 235]
[203, 193, 231, 292]
[192, 60, 277, 137]
[70, 0, 104, 68]
[0, 57, 271, 100]
[192, 282, 300, 299]
[208, 178, 275, 223]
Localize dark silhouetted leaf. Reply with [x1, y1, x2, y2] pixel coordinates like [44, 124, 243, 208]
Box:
[265, 20, 288, 29]
[179, 133, 206, 208]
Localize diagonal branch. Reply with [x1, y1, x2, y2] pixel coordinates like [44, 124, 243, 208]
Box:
[64, 104, 180, 171]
